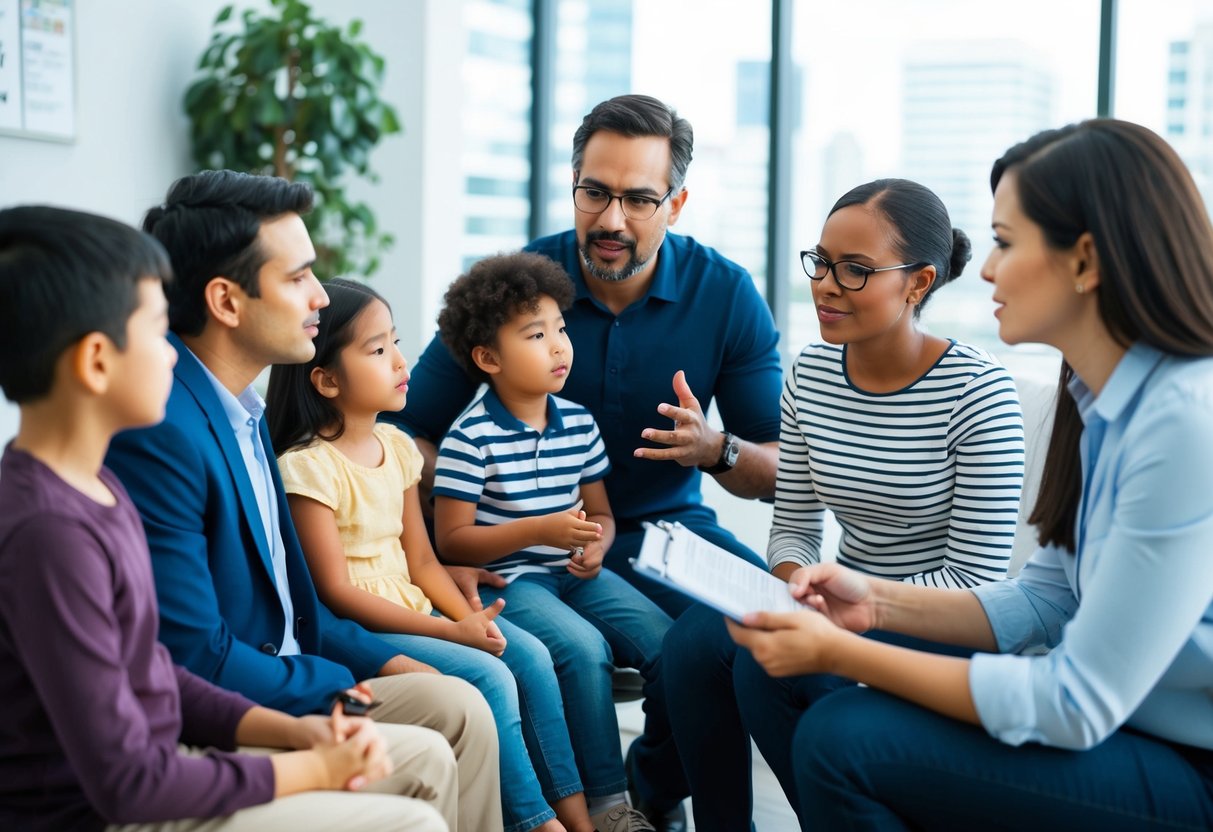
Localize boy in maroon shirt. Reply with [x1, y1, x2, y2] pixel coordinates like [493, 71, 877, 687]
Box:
[0, 206, 451, 831]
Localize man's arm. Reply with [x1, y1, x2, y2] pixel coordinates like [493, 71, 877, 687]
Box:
[107, 418, 359, 715]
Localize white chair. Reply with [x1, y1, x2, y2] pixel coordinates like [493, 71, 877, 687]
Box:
[1008, 369, 1058, 577]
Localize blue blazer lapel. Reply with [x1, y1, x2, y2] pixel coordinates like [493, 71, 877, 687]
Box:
[168, 334, 276, 579]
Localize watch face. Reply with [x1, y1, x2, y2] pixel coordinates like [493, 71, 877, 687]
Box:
[724, 437, 741, 466]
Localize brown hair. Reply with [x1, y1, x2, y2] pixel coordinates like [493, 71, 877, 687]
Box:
[991, 119, 1213, 551]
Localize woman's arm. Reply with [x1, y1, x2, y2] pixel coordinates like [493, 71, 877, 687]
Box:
[728, 611, 980, 723]
[768, 369, 826, 579]
[906, 367, 1025, 589]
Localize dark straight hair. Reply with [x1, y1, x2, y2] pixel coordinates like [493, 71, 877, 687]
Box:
[143, 170, 314, 337]
[992, 119, 1213, 551]
[0, 206, 172, 404]
[266, 277, 387, 456]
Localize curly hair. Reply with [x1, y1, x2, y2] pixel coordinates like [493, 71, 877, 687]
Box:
[438, 251, 576, 382]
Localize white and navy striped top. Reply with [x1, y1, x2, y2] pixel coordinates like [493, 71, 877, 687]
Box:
[768, 341, 1024, 588]
[433, 387, 611, 581]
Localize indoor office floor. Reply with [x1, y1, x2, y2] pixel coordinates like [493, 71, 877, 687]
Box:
[616, 699, 798, 831]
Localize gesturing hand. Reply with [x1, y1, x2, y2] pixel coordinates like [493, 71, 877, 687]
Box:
[634, 370, 721, 469]
[452, 597, 509, 656]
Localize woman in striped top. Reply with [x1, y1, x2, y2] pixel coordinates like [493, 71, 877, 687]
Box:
[729, 120, 1213, 831]
[662, 179, 1024, 832]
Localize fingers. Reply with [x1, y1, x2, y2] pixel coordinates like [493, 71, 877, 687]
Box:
[477, 568, 508, 589]
[480, 597, 506, 621]
[330, 701, 349, 743]
[672, 369, 699, 408]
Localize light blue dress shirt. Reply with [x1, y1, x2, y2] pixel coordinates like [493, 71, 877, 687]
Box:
[195, 358, 301, 657]
[970, 343, 1213, 751]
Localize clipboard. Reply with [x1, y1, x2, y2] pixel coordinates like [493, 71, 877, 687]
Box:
[630, 521, 812, 622]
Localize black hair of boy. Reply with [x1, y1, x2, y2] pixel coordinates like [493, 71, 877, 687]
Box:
[266, 277, 387, 456]
[438, 251, 576, 383]
[0, 205, 172, 404]
[142, 170, 313, 337]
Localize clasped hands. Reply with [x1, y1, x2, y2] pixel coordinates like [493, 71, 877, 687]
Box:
[294, 682, 393, 791]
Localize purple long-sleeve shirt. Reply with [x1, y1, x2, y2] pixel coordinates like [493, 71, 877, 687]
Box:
[0, 445, 274, 831]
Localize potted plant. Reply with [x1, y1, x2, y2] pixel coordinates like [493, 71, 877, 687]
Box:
[184, 0, 402, 277]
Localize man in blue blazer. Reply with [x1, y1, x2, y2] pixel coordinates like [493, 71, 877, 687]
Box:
[106, 170, 501, 830]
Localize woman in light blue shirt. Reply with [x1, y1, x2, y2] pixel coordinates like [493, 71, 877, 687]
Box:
[729, 119, 1213, 830]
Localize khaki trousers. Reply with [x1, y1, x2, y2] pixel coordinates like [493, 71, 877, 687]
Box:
[107, 673, 502, 832]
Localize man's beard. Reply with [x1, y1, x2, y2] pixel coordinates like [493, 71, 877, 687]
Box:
[578, 230, 651, 282]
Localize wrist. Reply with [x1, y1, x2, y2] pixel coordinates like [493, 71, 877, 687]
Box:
[698, 430, 740, 475]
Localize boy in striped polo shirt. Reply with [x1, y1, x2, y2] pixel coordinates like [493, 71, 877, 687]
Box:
[431, 251, 680, 832]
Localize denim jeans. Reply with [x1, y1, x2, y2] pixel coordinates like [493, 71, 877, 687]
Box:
[480, 569, 684, 806]
[376, 613, 580, 832]
[610, 505, 767, 618]
[793, 686, 1213, 831]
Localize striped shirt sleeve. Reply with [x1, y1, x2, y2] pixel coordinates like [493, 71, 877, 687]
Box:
[914, 365, 1024, 588]
[767, 369, 827, 570]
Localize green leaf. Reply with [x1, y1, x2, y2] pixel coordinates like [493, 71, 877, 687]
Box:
[215, 5, 234, 24]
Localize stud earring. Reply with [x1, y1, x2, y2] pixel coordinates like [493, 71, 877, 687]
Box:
[1075, 283, 1085, 294]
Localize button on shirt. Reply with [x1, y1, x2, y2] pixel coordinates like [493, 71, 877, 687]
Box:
[384, 230, 783, 522]
[197, 361, 301, 657]
[969, 344, 1213, 751]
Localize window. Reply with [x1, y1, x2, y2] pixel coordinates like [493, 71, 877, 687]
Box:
[542, 0, 772, 294]
[1116, 0, 1213, 210]
[786, 0, 1098, 373]
[461, 0, 534, 270]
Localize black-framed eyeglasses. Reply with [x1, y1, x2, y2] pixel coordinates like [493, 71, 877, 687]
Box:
[800, 249, 926, 292]
[572, 185, 674, 221]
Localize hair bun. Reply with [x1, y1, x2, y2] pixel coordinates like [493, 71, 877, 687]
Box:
[947, 227, 972, 282]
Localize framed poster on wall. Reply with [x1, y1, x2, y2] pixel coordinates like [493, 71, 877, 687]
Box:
[0, 0, 75, 142]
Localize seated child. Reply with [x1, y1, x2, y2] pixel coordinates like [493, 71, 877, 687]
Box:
[267, 277, 591, 832]
[0, 206, 449, 832]
[432, 251, 683, 832]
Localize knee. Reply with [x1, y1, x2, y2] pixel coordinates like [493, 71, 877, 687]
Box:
[474, 657, 522, 717]
[425, 674, 497, 736]
[547, 623, 612, 671]
[790, 688, 876, 793]
[663, 605, 732, 681]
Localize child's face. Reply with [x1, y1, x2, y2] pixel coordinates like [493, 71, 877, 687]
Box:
[109, 278, 178, 428]
[486, 294, 573, 397]
[332, 298, 409, 417]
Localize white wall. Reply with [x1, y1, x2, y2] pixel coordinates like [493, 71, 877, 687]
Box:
[0, 0, 464, 445]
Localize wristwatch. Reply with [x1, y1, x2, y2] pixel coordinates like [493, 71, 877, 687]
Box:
[699, 431, 740, 475]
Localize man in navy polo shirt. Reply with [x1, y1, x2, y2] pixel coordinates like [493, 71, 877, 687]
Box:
[386, 93, 782, 623]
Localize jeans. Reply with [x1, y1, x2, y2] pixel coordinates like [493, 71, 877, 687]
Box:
[611, 505, 767, 618]
[666, 607, 976, 832]
[734, 627, 975, 819]
[376, 613, 580, 832]
[663, 604, 761, 832]
[481, 569, 684, 807]
[794, 686, 1213, 831]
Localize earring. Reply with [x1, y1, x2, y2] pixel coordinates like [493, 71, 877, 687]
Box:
[1075, 283, 1085, 294]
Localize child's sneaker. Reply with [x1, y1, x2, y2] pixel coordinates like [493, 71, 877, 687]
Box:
[590, 804, 656, 832]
